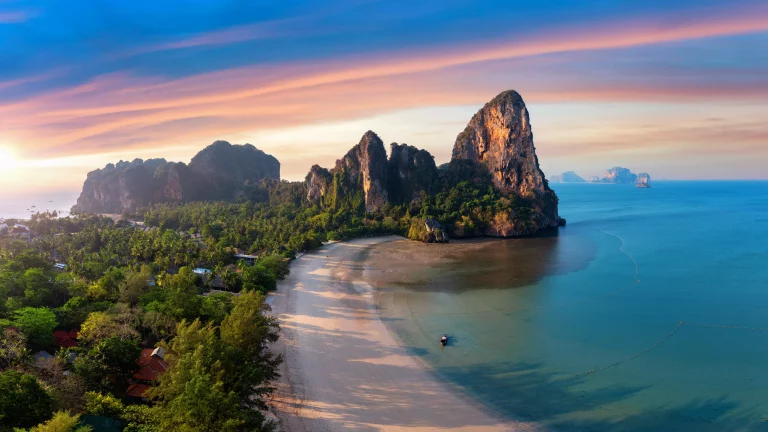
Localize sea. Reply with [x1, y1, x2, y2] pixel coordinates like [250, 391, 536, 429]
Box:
[369, 181, 768, 431]
[0, 191, 80, 220]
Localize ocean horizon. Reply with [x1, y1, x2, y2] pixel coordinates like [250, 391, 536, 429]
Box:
[0, 191, 80, 220]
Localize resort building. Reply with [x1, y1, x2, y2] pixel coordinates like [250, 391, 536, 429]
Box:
[126, 347, 168, 399]
[234, 253, 257, 266]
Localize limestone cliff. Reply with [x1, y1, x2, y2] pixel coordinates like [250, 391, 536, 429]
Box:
[602, 166, 637, 184]
[387, 143, 438, 203]
[73, 158, 169, 214]
[331, 131, 389, 212]
[451, 90, 562, 234]
[72, 141, 279, 214]
[305, 165, 332, 204]
[302, 90, 565, 239]
[189, 141, 280, 200]
[637, 173, 651, 184]
[453, 91, 549, 196]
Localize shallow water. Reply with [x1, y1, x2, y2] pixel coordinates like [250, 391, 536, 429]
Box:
[367, 181, 768, 431]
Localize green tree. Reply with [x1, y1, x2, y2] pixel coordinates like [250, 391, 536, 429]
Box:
[0, 328, 28, 368]
[220, 290, 281, 408]
[0, 370, 53, 430]
[13, 307, 57, 348]
[146, 321, 249, 431]
[199, 294, 233, 325]
[22, 269, 55, 307]
[118, 266, 152, 305]
[76, 337, 140, 389]
[78, 311, 138, 345]
[83, 392, 124, 417]
[26, 410, 92, 432]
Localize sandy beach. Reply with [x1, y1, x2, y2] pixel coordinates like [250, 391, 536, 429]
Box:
[269, 236, 538, 432]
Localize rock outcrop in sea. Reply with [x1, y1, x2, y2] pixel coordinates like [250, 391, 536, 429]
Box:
[585, 167, 651, 184]
[601, 166, 638, 184]
[551, 171, 586, 183]
[637, 173, 651, 184]
[305, 89, 564, 239]
[450, 90, 563, 234]
[72, 141, 279, 213]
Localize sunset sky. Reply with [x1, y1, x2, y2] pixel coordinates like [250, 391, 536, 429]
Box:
[1, 0, 767, 195]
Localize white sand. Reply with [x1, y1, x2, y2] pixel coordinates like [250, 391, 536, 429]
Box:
[269, 236, 539, 432]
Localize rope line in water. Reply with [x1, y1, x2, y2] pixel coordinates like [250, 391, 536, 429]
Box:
[688, 323, 768, 332]
[546, 321, 684, 383]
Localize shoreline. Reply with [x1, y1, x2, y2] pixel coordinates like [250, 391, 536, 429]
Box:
[268, 236, 538, 431]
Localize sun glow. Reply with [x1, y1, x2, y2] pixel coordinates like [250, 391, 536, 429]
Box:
[0, 147, 19, 174]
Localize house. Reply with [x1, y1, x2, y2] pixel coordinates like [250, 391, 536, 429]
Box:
[234, 253, 257, 266]
[126, 347, 168, 399]
[32, 350, 55, 368]
[53, 263, 67, 271]
[9, 225, 30, 239]
[53, 330, 79, 348]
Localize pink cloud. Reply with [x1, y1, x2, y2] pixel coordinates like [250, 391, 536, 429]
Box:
[0, 10, 32, 23]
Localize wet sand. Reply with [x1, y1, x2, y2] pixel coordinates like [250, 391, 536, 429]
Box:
[269, 236, 538, 432]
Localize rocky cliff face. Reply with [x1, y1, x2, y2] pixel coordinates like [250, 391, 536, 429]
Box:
[73, 159, 169, 213]
[190, 141, 280, 200]
[332, 131, 389, 212]
[637, 173, 651, 184]
[602, 166, 637, 184]
[451, 90, 562, 233]
[387, 143, 438, 203]
[305, 165, 332, 204]
[453, 91, 549, 196]
[73, 141, 279, 213]
[302, 90, 564, 239]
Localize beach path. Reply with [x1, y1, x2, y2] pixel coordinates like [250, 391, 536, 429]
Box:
[269, 236, 536, 432]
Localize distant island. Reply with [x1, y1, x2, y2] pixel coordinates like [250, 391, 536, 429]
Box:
[549, 171, 586, 183]
[73, 90, 565, 242]
[551, 167, 651, 186]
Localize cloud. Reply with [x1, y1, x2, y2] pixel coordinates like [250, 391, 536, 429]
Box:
[0, 10, 32, 23]
[113, 18, 306, 59]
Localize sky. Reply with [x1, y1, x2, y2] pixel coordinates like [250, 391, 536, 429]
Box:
[0, 0, 767, 195]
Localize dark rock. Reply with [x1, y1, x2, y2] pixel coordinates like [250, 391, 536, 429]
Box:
[387, 143, 438, 203]
[423, 218, 449, 243]
[72, 141, 279, 213]
[189, 141, 280, 200]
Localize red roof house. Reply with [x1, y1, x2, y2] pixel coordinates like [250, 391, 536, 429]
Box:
[53, 330, 78, 348]
[133, 347, 168, 381]
[127, 347, 168, 398]
[125, 383, 151, 398]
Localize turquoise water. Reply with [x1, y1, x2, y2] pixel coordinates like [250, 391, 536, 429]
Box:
[373, 181, 768, 431]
